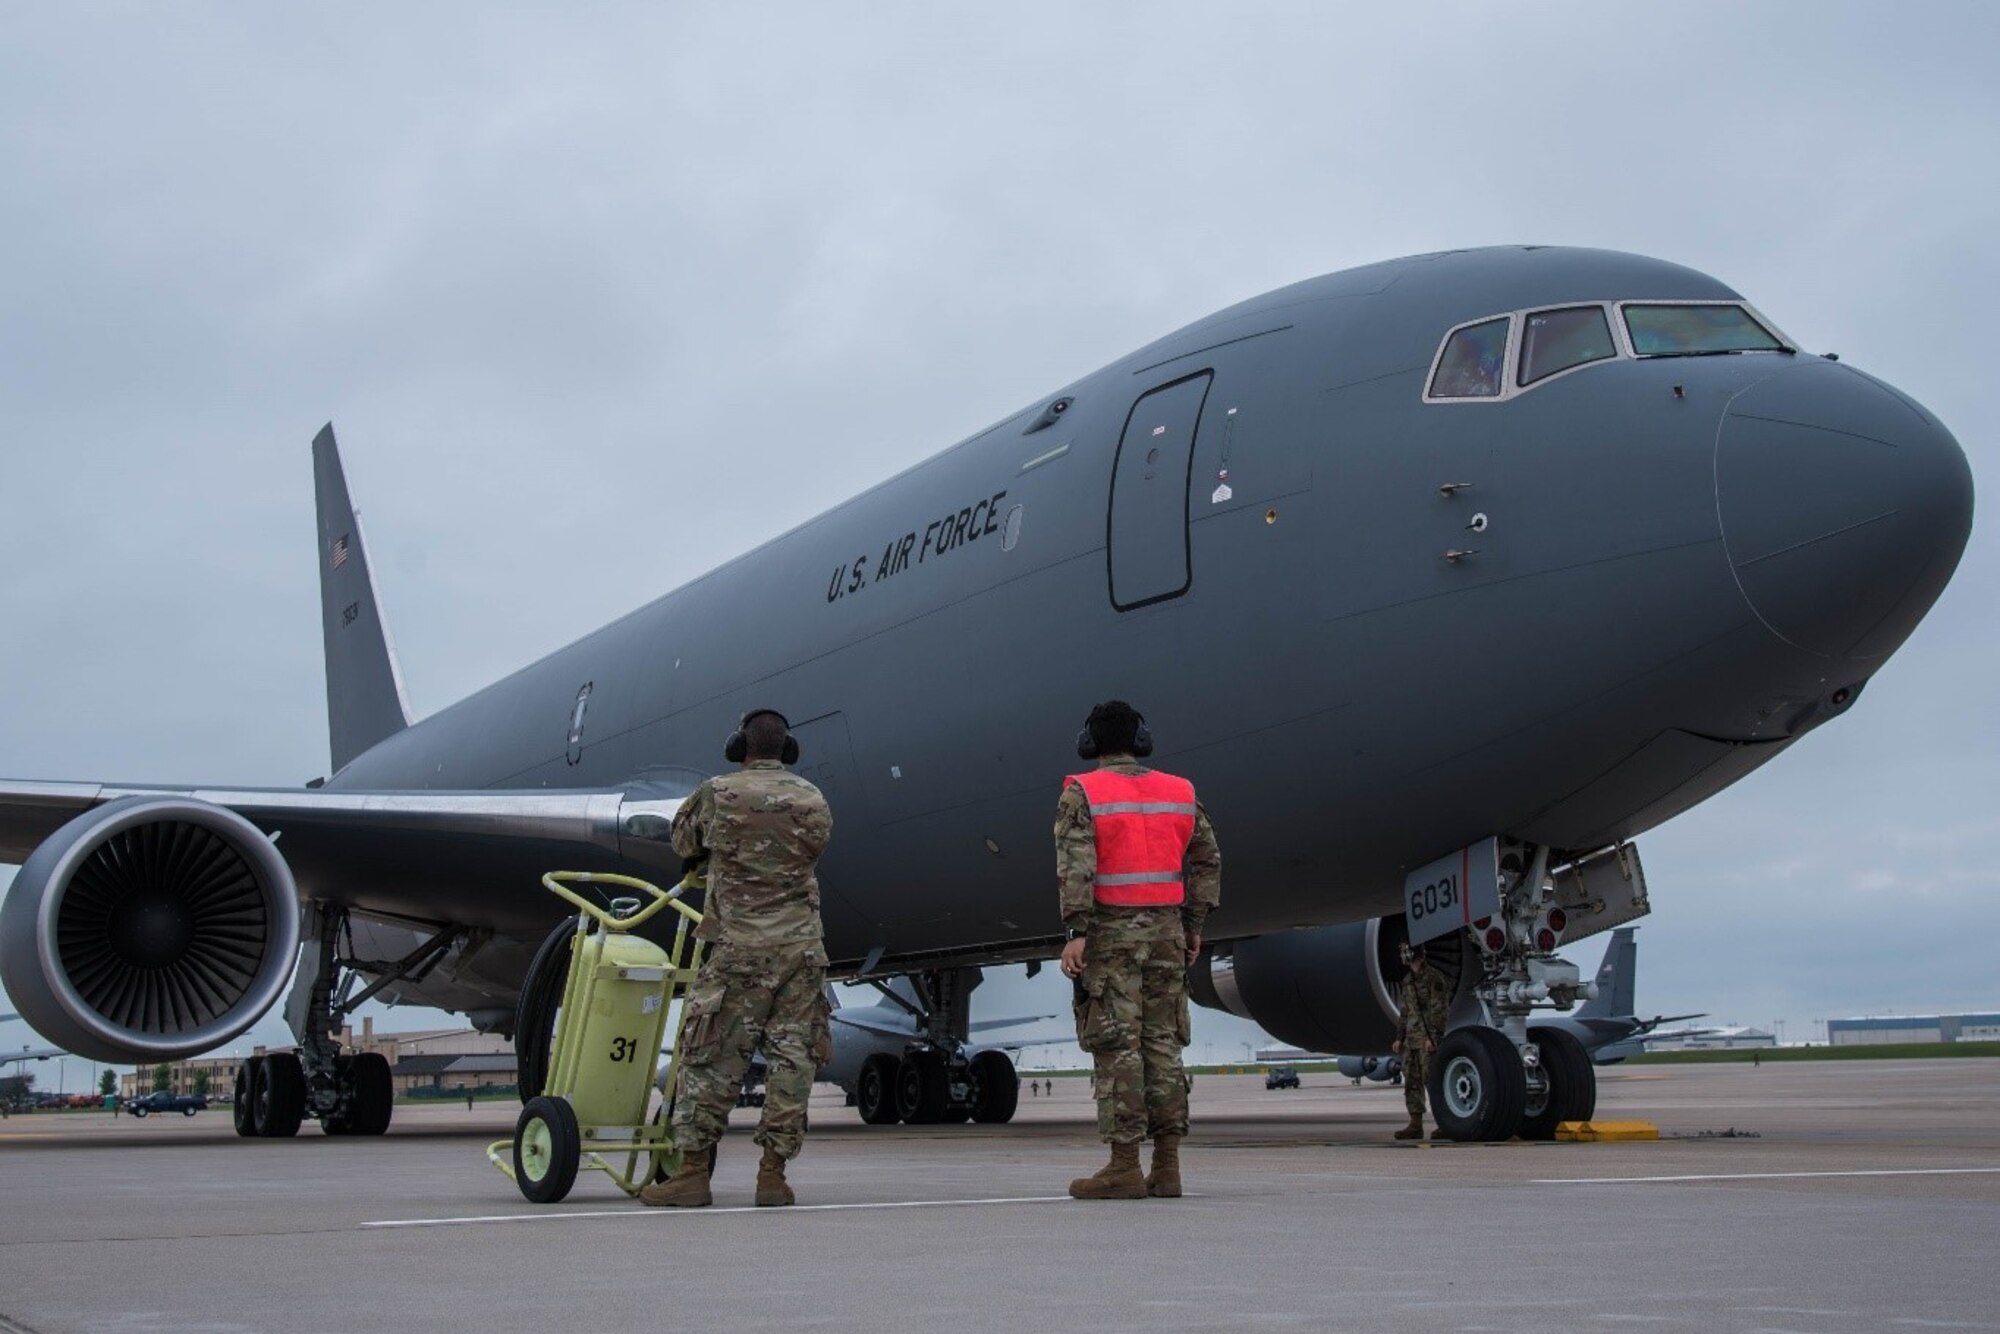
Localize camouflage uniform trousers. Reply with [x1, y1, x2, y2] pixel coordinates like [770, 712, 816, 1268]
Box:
[1073, 934, 1191, 1145]
[670, 944, 831, 1161]
[1403, 1041, 1432, 1121]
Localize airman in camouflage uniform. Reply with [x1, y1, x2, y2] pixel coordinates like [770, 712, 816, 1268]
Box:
[641, 710, 833, 1209]
[1057, 701, 1220, 1201]
[1391, 943, 1451, 1140]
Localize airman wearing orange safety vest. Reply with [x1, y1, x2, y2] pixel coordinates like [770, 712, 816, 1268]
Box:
[1056, 700, 1221, 1201]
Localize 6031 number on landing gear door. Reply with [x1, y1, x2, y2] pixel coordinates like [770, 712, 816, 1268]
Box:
[1409, 872, 1458, 922]
[1402, 836, 1502, 948]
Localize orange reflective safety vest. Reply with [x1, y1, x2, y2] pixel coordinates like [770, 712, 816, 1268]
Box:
[1067, 768, 1199, 907]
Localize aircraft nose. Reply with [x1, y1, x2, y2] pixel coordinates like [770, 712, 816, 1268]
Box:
[1716, 360, 1973, 660]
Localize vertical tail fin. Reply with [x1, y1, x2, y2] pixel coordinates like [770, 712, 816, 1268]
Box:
[1576, 927, 1638, 1019]
[312, 424, 412, 773]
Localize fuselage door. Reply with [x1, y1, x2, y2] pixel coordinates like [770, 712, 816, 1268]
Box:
[1108, 371, 1212, 609]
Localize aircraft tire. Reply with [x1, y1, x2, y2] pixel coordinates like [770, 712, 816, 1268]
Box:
[895, 1050, 949, 1124]
[348, 1051, 395, 1136]
[1518, 1027, 1595, 1140]
[969, 1050, 1019, 1124]
[255, 1052, 307, 1139]
[233, 1058, 262, 1137]
[514, 1095, 581, 1204]
[515, 914, 579, 1105]
[1428, 1027, 1526, 1143]
[856, 1054, 900, 1124]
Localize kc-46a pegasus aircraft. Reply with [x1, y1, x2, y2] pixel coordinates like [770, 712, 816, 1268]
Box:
[0, 246, 1973, 1143]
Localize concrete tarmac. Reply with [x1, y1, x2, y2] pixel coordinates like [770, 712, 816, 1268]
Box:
[2, 1059, 1997, 1333]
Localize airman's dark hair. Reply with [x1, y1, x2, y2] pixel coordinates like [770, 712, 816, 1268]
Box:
[1085, 699, 1144, 756]
[742, 710, 790, 760]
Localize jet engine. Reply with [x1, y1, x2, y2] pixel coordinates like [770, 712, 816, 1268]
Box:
[1189, 917, 1466, 1056]
[0, 796, 300, 1062]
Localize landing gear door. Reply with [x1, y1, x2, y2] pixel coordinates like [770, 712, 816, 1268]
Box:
[1549, 843, 1651, 943]
[1108, 371, 1211, 610]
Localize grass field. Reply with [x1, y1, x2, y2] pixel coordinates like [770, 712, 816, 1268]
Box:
[1627, 1041, 2000, 1064]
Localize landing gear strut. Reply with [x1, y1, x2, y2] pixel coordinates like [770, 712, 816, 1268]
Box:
[1427, 840, 1646, 1142]
[233, 902, 466, 1139]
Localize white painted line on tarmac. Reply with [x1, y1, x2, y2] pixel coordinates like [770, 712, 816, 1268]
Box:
[1534, 1167, 2000, 1185]
[362, 1194, 1076, 1228]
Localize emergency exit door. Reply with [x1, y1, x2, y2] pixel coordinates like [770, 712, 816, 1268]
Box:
[1108, 371, 1211, 609]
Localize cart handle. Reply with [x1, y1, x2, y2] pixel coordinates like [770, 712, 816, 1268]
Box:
[541, 871, 703, 932]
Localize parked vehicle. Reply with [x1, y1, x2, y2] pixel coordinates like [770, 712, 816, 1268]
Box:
[1265, 1066, 1301, 1091]
[126, 1091, 209, 1118]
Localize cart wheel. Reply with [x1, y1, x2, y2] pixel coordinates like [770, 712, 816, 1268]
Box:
[514, 1096, 581, 1204]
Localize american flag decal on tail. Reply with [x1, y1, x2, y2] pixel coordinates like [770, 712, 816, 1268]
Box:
[331, 534, 350, 569]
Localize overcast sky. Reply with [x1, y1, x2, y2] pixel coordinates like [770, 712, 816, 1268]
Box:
[3, 4, 1996, 1073]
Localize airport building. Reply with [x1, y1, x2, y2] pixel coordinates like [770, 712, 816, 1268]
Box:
[1827, 1013, 2000, 1046]
[120, 1018, 516, 1098]
[1646, 1025, 1777, 1051]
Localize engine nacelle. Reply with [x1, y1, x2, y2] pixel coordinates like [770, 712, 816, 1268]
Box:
[1336, 1054, 1399, 1082]
[1190, 917, 1465, 1056]
[0, 796, 301, 1062]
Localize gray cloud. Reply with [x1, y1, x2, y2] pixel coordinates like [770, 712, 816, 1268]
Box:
[3, 4, 1995, 1061]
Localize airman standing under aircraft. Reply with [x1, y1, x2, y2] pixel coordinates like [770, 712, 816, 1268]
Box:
[641, 710, 833, 1209]
[1391, 942, 1451, 1140]
[1057, 700, 1221, 1200]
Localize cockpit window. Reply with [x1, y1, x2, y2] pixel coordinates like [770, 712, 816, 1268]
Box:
[1624, 303, 1783, 356]
[1519, 306, 1616, 386]
[1428, 317, 1509, 398]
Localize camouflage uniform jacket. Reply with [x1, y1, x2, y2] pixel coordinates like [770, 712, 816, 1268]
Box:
[670, 760, 832, 953]
[1396, 965, 1451, 1048]
[1056, 755, 1221, 944]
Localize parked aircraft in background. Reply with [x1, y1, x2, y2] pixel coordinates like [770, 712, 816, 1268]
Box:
[0, 1012, 65, 1069]
[1, 1047, 63, 1069]
[0, 246, 1972, 1149]
[651, 983, 1055, 1124]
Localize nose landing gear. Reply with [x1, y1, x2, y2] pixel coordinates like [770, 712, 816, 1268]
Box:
[1424, 840, 1648, 1142]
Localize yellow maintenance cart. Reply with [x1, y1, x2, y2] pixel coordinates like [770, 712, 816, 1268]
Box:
[488, 871, 705, 1203]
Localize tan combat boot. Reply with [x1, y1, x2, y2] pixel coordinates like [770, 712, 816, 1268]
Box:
[1146, 1134, 1183, 1198]
[639, 1147, 713, 1207]
[1393, 1117, 1425, 1141]
[1069, 1142, 1148, 1200]
[754, 1147, 795, 1207]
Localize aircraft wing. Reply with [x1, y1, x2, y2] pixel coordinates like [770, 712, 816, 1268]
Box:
[0, 778, 691, 936]
[968, 1014, 1057, 1033]
[970, 1030, 1069, 1053]
[829, 1009, 918, 1040]
[1634, 1013, 1711, 1037]
[0, 1046, 65, 1067]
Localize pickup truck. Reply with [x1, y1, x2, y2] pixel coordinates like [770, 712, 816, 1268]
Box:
[125, 1091, 209, 1118]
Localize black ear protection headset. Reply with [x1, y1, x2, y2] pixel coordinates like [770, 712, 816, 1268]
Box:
[725, 709, 801, 765]
[1075, 704, 1154, 761]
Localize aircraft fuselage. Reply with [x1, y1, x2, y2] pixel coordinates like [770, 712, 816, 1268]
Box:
[324, 246, 1972, 981]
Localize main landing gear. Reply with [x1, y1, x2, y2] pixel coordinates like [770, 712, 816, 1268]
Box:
[1425, 841, 1644, 1142]
[234, 903, 466, 1139]
[851, 967, 1020, 1126]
